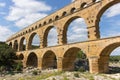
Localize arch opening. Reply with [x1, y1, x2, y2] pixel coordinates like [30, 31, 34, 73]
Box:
[28, 33, 40, 50]
[9, 42, 12, 47]
[81, 2, 88, 8]
[55, 15, 59, 20]
[64, 17, 88, 44]
[63, 47, 89, 71]
[42, 51, 57, 69]
[62, 11, 67, 17]
[98, 2, 120, 38]
[19, 37, 26, 51]
[26, 52, 38, 67]
[92, 0, 101, 3]
[43, 26, 58, 47]
[18, 54, 24, 60]
[14, 40, 18, 51]
[99, 43, 120, 73]
[70, 7, 76, 13]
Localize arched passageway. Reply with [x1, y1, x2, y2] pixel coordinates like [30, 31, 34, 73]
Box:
[42, 50, 57, 69]
[99, 43, 120, 73]
[14, 40, 18, 51]
[19, 37, 26, 51]
[18, 54, 24, 60]
[63, 17, 88, 44]
[28, 33, 40, 50]
[98, 2, 120, 38]
[26, 52, 38, 67]
[43, 26, 58, 47]
[62, 47, 89, 71]
[9, 42, 12, 47]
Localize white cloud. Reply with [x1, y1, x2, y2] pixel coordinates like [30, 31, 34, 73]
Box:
[15, 13, 47, 28]
[105, 3, 120, 18]
[32, 34, 40, 46]
[0, 3, 6, 7]
[71, 0, 75, 2]
[44, 18, 88, 45]
[0, 25, 14, 41]
[101, 30, 120, 38]
[67, 18, 88, 43]
[111, 47, 120, 56]
[48, 27, 58, 46]
[30, 27, 58, 47]
[5, 0, 52, 28]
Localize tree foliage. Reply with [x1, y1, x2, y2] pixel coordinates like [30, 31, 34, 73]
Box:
[0, 42, 17, 69]
[77, 50, 86, 59]
[109, 56, 120, 62]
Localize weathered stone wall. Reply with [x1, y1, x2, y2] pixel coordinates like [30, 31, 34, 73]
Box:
[6, 0, 120, 73]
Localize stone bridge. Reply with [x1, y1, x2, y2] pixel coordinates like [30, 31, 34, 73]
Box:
[6, 0, 120, 73]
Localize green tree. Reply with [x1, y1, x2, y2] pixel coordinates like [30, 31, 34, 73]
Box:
[0, 42, 17, 70]
[77, 50, 86, 59]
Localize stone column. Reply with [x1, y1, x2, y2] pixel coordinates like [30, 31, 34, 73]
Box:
[38, 58, 43, 70]
[23, 57, 27, 68]
[57, 57, 63, 71]
[12, 42, 14, 49]
[18, 43, 20, 52]
[89, 56, 100, 73]
[99, 56, 109, 73]
[25, 37, 29, 50]
[87, 26, 100, 40]
[40, 37, 46, 48]
[57, 29, 67, 45]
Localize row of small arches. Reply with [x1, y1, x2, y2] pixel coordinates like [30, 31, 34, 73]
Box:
[9, 0, 101, 41]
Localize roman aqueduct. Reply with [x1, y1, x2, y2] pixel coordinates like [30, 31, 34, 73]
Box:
[6, 0, 120, 73]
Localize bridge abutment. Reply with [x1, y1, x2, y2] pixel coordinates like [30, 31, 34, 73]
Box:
[89, 56, 100, 73]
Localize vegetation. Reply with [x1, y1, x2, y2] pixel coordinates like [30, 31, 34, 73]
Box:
[74, 50, 88, 71]
[77, 50, 86, 59]
[74, 72, 79, 78]
[15, 62, 23, 71]
[32, 45, 40, 49]
[0, 42, 16, 70]
[0, 42, 23, 73]
[109, 56, 120, 62]
[32, 70, 38, 75]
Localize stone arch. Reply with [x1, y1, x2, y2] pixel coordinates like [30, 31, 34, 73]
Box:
[62, 11, 67, 17]
[35, 25, 37, 29]
[9, 42, 12, 47]
[49, 19, 52, 23]
[99, 42, 120, 73]
[18, 53, 24, 60]
[80, 2, 88, 8]
[63, 16, 88, 44]
[92, 0, 101, 3]
[43, 26, 58, 47]
[26, 30, 28, 33]
[39, 24, 41, 27]
[28, 32, 40, 49]
[62, 47, 88, 71]
[96, 1, 120, 28]
[70, 7, 76, 13]
[100, 43, 120, 56]
[19, 37, 26, 51]
[55, 15, 59, 20]
[13, 40, 18, 51]
[43, 21, 47, 25]
[42, 50, 57, 69]
[26, 52, 38, 67]
[32, 27, 34, 31]
[29, 29, 31, 32]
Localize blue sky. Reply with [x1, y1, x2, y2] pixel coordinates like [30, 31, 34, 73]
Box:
[0, 0, 120, 55]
